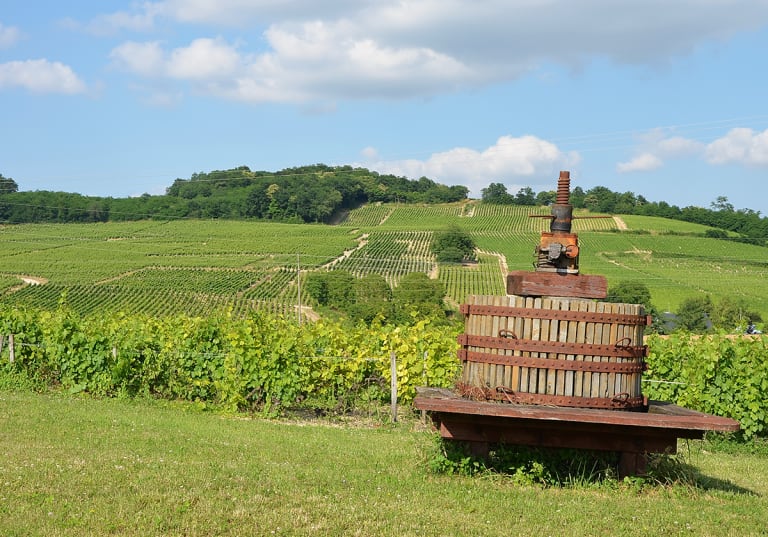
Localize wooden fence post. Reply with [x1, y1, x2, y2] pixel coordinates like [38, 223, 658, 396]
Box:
[9, 334, 15, 363]
[390, 351, 397, 423]
[421, 351, 428, 422]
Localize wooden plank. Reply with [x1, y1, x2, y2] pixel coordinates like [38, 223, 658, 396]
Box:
[635, 304, 645, 397]
[556, 299, 569, 397]
[573, 300, 588, 398]
[467, 295, 480, 386]
[564, 299, 579, 397]
[507, 271, 607, 298]
[532, 297, 546, 396]
[500, 295, 512, 390]
[607, 303, 619, 396]
[489, 295, 501, 390]
[546, 298, 559, 395]
[479, 295, 490, 389]
[512, 295, 524, 392]
[414, 389, 740, 433]
[522, 296, 536, 393]
[582, 300, 596, 398]
[437, 416, 677, 454]
[595, 302, 608, 398]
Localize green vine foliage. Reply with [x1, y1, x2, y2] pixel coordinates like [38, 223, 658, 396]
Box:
[3, 307, 767, 439]
[0, 308, 460, 415]
[644, 333, 768, 439]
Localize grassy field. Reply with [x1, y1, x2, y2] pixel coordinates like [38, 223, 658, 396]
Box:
[1, 205, 766, 320]
[1, 388, 767, 537]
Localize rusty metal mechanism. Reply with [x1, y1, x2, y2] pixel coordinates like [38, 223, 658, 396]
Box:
[534, 171, 580, 274]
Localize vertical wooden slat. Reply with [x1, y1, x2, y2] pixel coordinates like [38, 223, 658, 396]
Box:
[543, 297, 556, 395]
[573, 300, 588, 398]
[615, 302, 625, 397]
[636, 304, 645, 397]
[509, 295, 528, 392]
[564, 299, 577, 397]
[478, 295, 489, 389]
[466, 295, 478, 386]
[490, 295, 502, 390]
[499, 295, 509, 389]
[504, 295, 515, 391]
[556, 299, 573, 395]
[532, 297, 546, 395]
[607, 302, 619, 398]
[592, 301, 605, 398]
[520, 296, 534, 394]
[507, 296, 522, 392]
[582, 300, 596, 398]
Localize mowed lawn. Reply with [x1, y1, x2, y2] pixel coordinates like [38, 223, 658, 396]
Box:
[1, 390, 767, 537]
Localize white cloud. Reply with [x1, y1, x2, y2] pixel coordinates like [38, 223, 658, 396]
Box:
[111, 38, 241, 80]
[617, 128, 706, 173]
[154, 0, 367, 26]
[167, 38, 242, 79]
[0, 22, 21, 49]
[0, 59, 86, 94]
[110, 41, 166, 76]
[111, 28, 473, 102]
[616, 153, 663, 173]
[657, 136, 705, 157]
[363, 135, 580, 197]
[706, 128, 768, 166]
[93, 0, 768, 104]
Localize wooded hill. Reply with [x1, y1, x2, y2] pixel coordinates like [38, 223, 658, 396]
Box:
[0, 165, 468, 224]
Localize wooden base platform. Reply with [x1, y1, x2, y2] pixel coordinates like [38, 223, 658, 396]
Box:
[414, 387, 740, 477]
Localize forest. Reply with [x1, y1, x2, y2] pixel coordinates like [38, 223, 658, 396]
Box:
[1, 167, 767, 243]
[0, 166, 467, 224]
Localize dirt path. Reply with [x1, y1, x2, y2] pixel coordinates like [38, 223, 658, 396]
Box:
[476, 249, 508, 275]
[321, 233, 369, 269]
[4, 275, 49, 295]
[613, 216, 628, 230]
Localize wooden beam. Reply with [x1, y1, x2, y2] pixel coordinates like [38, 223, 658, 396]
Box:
[414, 388, 740, 434]
[506, 271, 608, 299]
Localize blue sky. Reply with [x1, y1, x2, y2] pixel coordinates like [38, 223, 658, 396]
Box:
[2, 1, 768, 215]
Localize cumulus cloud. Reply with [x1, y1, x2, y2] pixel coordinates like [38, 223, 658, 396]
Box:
[111, 27, 473, 102]
[66, 4, 161, 36]
[110, 41, 166, 76]
[0, 59, 86, 94]
[706, 128, 768, 166]
[617, 128, 706, 173]
[167, 38, 242, 79]
[362, 135, 580, 197]
[619, 127, 768, 172]
[0, 22, 21, 49]
[111, 38, 241, 80]
[93, 0, 768, 104]
[155, 0, 368, 26]
[617, 153, 663, 173]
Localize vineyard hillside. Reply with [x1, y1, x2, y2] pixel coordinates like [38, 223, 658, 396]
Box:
[1, 204, 765, 322]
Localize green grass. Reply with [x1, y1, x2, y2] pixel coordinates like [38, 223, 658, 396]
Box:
[619, 215, 724, 234]
[1, 389, 767, 536]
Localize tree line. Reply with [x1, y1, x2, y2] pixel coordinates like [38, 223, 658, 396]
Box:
[482, 182, 768, 245]
[0, 166, 468, 224]
[1, 168, 767, 244]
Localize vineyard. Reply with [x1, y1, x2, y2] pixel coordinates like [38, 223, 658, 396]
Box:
[1, 204, 767, 321]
